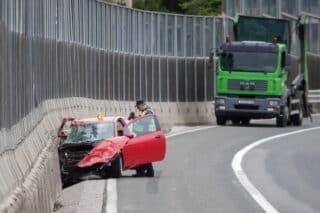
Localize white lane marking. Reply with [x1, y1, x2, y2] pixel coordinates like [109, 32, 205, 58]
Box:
[167, 126, 218, 139]
[106, 179, 117, 213]
[106, 125, 218, 213]
[232, 126, 320, 213]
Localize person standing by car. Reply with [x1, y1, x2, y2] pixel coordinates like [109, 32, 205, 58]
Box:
[136, 99, 154, 116]
[128, 99, 153, 120]
[132, 99, 155, 177]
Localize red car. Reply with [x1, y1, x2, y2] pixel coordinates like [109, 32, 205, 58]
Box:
[58, 114, 166, 186]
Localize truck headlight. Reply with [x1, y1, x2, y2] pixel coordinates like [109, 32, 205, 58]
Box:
[269, 100, 280, 107]
[215, 98, 225, 105]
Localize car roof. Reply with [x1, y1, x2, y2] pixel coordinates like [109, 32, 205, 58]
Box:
[71, 116, 123, 125]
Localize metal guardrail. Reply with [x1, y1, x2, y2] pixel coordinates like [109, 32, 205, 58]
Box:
[309, 90, 320, 103]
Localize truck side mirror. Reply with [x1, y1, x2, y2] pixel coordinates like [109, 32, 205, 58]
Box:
[281, 52, 290, 72]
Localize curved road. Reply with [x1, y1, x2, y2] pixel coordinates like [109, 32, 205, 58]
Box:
[117, 117, 320, 213]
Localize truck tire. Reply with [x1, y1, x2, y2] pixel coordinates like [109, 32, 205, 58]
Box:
[276, 106, 289, 127]
[241, 119, 250, 126]
[111, 155, 123, 178]
[216, 116, 226, 125]
[232, 119, 241, 125]
[291, 103, 303, 126]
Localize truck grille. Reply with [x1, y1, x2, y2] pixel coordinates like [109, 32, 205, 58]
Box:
[228, 80, 268, 92]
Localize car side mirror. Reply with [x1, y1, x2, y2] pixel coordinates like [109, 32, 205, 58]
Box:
[125, 132, 134, 139]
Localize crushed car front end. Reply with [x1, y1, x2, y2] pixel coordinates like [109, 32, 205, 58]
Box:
[59, 141, 122, 185]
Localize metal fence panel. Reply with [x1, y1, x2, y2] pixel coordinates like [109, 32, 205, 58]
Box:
[168, 58, 177, 102]
[160, 57, 168, 102]
[152, 57, 160, 102]
[178, 59, 186, 102]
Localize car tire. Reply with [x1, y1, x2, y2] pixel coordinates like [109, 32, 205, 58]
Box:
[135, 163, 154, 177]
[216, 116, 226, 126]
[111, 155, 123, 178]
[145, 163, 154, 177]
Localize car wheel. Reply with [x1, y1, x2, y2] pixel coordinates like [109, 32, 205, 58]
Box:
[145, 163, 154, 177]
[111, 155, 123, 178]
[135, 163, 154, 177]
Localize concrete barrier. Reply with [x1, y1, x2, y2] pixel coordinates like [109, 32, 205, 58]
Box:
[0, 98, 214, 213]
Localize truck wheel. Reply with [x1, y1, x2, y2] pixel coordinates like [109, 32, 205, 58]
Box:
[291, 104, 303, 126]
[241, 119, 250, 126]
[276, 106, 289, 127]
[111, 155, 123, 178]
[216, 116, 226, 125]
[232, 119, 241, 125]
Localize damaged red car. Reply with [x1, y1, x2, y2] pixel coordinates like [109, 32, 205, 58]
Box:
[58, 114, 166, 186]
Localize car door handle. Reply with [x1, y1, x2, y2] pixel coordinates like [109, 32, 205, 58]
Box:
[155, 135, 161, 139]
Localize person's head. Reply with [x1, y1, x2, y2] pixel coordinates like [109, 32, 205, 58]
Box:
[135, 99, 146, 111]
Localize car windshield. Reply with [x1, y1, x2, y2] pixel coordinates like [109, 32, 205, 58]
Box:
[63, 122, 114, 144]
[221, 51, 278, 72]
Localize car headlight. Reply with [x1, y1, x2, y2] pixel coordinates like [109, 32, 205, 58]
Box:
[269, 100, 280, 107]
[215, 98, 225, 105]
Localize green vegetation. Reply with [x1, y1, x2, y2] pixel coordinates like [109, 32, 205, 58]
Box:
[132, 0, 221, 16]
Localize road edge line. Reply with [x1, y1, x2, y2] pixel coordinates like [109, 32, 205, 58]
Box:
[231, 126, 320, 213]
[167, 126, 218, 139]
[105, 179, 117, 213]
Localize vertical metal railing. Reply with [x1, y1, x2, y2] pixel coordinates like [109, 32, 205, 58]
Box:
[0, 0, 223, 138]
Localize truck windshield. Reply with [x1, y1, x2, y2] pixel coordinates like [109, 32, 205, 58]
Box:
[63, 122, 114, 144]
[221, 51, 278, 72]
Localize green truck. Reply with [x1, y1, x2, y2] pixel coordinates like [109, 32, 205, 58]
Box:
[212, 15, 310, 127]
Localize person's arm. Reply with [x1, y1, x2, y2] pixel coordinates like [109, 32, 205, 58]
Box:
[145, 106, 154, 115]
[128, 112, 136, 120]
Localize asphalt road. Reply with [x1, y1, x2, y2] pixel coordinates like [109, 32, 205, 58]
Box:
[117, 117, 320, 213]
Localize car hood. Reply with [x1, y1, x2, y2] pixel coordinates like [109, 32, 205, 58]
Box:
[77, 136, 128, 168]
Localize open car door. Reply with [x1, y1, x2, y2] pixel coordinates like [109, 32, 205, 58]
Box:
[58, 117, 75, 139]
[122, 115, 166, 169]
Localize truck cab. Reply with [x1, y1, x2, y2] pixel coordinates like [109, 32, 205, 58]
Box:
[215, 41, 290, 125]
[213, 15, 308, 127]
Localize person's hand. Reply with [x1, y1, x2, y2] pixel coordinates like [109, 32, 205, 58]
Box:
[128, 112, 136, 120]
